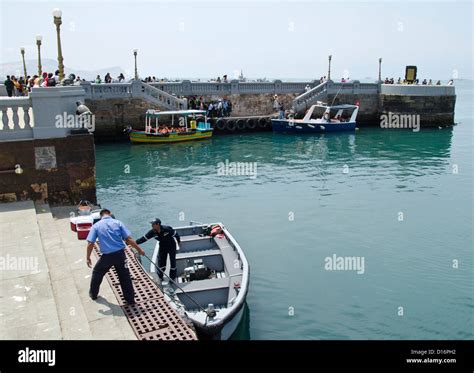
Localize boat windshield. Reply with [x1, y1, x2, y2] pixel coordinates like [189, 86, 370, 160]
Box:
[311, 106, 356, 122]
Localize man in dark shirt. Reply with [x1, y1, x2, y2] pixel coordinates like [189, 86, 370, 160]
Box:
[4, 76, 14, 97]
[136, 218, 180, 281]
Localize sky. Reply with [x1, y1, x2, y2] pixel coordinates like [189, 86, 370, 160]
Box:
[0, 0, 472, 80]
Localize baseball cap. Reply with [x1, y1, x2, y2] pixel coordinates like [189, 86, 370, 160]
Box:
[150, 218, 161, 225]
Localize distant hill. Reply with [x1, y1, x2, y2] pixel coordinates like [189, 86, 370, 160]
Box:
[0, 58, 127, 81]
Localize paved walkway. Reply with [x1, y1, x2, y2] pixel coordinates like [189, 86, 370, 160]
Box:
[0, 201, 135, 339]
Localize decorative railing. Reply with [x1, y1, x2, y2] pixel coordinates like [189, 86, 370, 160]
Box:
[149, 80, 312, 96]
[326, 81, 380, 95]
[82, 81, 187, 110]
[293, 81, 328, 112]
[140, 82, 187, 110]
[0, 97, 34, 141]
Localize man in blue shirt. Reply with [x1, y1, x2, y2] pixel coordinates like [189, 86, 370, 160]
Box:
[86, 209, 145, 304]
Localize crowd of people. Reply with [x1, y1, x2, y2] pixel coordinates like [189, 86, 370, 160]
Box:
[2, 70, 89, 97]
[180, 96, 233, 118]
[383, 77, 453, 85]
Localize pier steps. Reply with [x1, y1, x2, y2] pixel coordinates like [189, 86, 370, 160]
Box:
[0, 201, 62, 339]
[0, 201, 137, 339]
[292, 81, 328, 114]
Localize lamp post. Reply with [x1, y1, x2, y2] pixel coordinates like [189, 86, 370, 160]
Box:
[133, 49, 138, 80]
[52, 8, 65, 80]
[20, 47, 27, 80]
[36, 35, 43, 76]
[378, 58, 382, 82]
[328, 55, 332, 81]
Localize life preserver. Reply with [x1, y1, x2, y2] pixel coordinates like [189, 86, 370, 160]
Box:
[216, 119, 226, 131]
[210, 225, 223, 237]
[236, 119, 245, 131]
[226, 120, 236, 131]
[246, 118, 256, 130]
[323, 112, 330, 121]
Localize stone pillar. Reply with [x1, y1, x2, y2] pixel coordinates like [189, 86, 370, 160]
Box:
[131, 79, 142, 98]
[29, 86, 86, 139]
[80, 81, 92, 99]
[230, 80, 239, 94]
[182, 80, 192, 96]
[274, 80, 282, 94]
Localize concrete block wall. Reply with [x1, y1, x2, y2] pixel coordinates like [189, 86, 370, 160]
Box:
[0, 134, 96, 205]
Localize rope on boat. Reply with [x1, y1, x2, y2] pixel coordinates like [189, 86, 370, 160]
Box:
[140, 252, 217, 322]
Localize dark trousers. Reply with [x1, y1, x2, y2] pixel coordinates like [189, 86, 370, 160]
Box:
[6, 89, 13, 97]
[158, 244, 177, 280]
[90, 249, 134, 303]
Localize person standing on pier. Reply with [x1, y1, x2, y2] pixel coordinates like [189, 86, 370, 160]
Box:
[4, 76, 14, 97]
[86, 209, 145, 304]
[136, 218, 180, 283]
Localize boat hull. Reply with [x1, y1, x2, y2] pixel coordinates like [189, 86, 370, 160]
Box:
[193, 300, 246, 340]
[271, 119, 356, 133]
[129, 130, 213, 143]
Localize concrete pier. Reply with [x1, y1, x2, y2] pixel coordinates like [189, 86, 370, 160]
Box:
[0, 201, 135, 339]
[0, 201, 197, 340]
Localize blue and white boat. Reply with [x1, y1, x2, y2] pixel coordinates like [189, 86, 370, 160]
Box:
[272, 103, 359, 133]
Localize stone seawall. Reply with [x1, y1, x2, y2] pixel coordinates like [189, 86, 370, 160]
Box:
[380, 94, 456, 126]
[0, 134, 96, 205]
[86, 98, 162, 142]
[87, 93, 298, 141]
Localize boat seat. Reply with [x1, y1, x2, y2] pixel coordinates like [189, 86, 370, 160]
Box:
[176, 277, 229, 293]
[213, 236, 242, 276]
[176, 249, 221, 261]
[180, 234, 211, 242]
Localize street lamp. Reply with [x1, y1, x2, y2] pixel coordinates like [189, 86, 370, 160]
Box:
[20, 47, 27, 80]
[36, 35, 43, 76]
[328, 55, 332, 81]
[378, 58, 382, 82]
[133, 49, 138, 80]
[52, 8, 65, 80]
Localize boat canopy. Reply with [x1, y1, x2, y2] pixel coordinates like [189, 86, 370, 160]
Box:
[146, 109, 207, 117]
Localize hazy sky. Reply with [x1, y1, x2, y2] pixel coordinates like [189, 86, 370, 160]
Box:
[1, 0, 472, 80]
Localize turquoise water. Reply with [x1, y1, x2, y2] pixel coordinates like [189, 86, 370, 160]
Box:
[95, 81, 473, 340]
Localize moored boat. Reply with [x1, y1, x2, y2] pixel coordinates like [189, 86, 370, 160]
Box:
[128, 109, 213, 144]
[272, 103, 359, 133]
[150, 222, 249, 340]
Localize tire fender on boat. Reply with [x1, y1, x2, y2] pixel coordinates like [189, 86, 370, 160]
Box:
[264, 118, 272, 128]
[226, 120, 236, 131]
[236, 119, 246, 131]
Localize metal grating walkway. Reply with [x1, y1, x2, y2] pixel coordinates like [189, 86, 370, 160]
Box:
[93, 245, 197, 340]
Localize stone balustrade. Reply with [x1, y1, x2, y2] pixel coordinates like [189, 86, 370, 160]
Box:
[82, 79, 313, 98]
[0, 97, 34, 141]
[82, 80, 187, 110]
[0, 86, 86, 142]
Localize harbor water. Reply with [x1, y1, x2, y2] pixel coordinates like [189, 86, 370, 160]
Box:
[95, 80, 473, 340]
